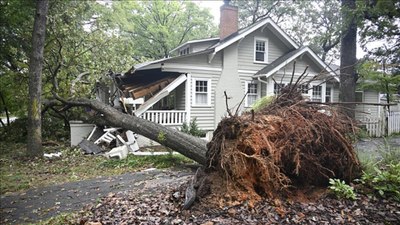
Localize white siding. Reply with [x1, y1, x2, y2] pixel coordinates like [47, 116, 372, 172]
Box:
[278, 56, 321, 76]
[174, 82, 185, 110]
[332, 83, 340, 102]
[238, 28, 290, 71]
[355, 90, 380, 121]
[167, 53, 222, 68]
[189, 70, 220, 131]
[191, 41, 219, 53]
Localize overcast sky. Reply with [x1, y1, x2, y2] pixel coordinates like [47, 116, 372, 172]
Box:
[195, 0, 224, 25]
[194, 0, 371, 59]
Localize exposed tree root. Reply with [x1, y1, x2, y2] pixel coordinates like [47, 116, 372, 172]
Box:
[202, 85, 361, 206]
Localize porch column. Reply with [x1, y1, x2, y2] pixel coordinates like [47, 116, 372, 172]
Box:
[185, 73, 191, 123]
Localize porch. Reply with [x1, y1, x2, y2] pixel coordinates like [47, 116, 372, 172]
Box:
[139, 110, 188, 126]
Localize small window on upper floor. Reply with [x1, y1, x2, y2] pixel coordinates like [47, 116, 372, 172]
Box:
[254, 38, 268, 63]
[179, 46, 190, 56]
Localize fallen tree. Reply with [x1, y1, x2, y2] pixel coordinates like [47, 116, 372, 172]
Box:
[197, 83, 361, 207]
[54, 71, 361, 208]
[54, 95, 208, 164]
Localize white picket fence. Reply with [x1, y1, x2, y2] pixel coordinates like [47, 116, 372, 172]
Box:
[361, 111, 400, 137]
[388, 111, 400, 134]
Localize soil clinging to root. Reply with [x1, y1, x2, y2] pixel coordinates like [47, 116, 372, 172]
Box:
[204, 85, 361, 206]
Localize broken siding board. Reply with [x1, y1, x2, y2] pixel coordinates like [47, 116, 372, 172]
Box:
[135, 74, 187, 117]
[129, 79, 174, 99]
[123, 77, 174, 92]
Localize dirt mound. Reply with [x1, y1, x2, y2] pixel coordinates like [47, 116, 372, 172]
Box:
[204, 85, 361, 206]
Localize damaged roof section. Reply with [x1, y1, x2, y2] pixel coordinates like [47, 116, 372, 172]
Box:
[116, 69, 182, 100]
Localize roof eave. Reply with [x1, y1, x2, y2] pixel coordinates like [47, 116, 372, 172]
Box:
[214, 18, 299, 54]
[135, 49, 214, 71]
[253, 47, 338, 82]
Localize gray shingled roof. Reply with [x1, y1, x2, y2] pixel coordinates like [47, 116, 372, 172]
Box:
[208, 19, 266, 50]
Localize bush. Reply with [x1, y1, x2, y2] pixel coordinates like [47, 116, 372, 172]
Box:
[329, 178, 357, 200]
[181, 118, 205, 137]
[251, 96, 274, 112]
[360, 162, 400, 201]
[0, 117, 28, 143]
[0, 115, 69, 143]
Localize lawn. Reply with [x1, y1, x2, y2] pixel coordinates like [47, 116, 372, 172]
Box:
[0, 142, 194, 194]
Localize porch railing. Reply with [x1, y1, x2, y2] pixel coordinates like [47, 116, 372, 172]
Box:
[139, 110, 187, 126]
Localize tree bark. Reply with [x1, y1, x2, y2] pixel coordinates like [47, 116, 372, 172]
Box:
[27, 0, 49, 157]
[339, 0, 357, 119]
[57, 97, 208, 164]
[0, 92, 10, 126]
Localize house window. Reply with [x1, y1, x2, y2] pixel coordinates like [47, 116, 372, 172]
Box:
[274, 83, 285, 94]
[299, 84, 309, 94]
[254, 38, 268, 63]
[325, 87, 332, 102]
[312, 85, 322, 102]
[245, 82, 258, 107]
[179, 47, 189, 56]
[193, 79, 210, 106]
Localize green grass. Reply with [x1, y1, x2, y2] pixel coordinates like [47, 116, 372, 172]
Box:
[28, 212, 81, 225]
[0, 142, 194, 194]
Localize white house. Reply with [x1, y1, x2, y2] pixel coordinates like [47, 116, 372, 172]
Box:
[115, 3, 385, 137]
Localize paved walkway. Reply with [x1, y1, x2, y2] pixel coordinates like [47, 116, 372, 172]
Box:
[0, 168, 194, 224]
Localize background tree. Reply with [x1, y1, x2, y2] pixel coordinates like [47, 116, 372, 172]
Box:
[1, 1, 217, 145]
[0, 0, 35, 120]
[358, 0, 400, 79]
[110, 0, 217, 60]
[27, 0, 49, 157]
[339, 0, 358, 119]
[230, 0, 293, 27]
[358, 60, 400, 105]
[231, 0, 342, 63]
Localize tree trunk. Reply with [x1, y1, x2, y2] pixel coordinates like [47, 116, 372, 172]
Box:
[0, 92, 10, 126]
[59, 97, 208, 164]
[339, 0, 357, 119]
[27, 0, 49, 157]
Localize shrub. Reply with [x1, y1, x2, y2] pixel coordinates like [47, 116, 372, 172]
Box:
[251, 96, 274, 112]
[181, 118, 205, 137]
[360, 162, 400, 201]
[329, 178, 357, 200]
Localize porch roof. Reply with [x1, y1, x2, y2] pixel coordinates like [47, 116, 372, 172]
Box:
[117, 69, 181, 99]
[134, 73, 187, 117]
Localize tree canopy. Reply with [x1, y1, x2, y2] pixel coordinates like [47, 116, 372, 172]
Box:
[0, 0, 216, 121]
[231, 0, 342, 63]
[110, 0, 217, 60]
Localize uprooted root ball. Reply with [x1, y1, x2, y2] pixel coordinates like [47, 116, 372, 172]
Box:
[205, 86, 361, 203]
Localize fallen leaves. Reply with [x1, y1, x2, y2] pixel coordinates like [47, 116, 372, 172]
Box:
[81, 180, 400, 225]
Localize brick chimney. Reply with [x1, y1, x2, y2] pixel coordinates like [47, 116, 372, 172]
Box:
[219, 1, 238, 40]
